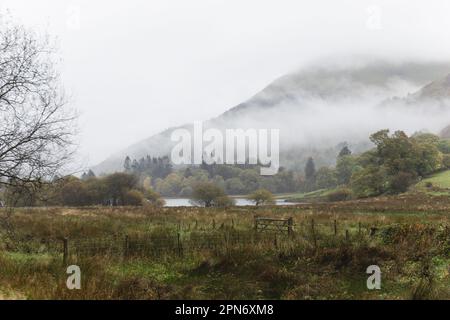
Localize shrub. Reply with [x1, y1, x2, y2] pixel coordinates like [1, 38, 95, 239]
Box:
[114, 276, 170, 299]
[389, 171, 416, 194]
[191, 182, 232, 207]
[247, 189, 275, 206]
[58, 177, 91, 206]
[144, 189, 165, 207]
[214, 195, 235, 207]
[123, 189, 144, 206]
[442, 154, 450, 169]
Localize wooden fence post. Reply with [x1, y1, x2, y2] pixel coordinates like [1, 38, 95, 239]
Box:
[311, 219, 317, 249]
[124, 235, 129, 258]
[287, 217, 293, 237]
[63, 237, 68, 264]
[177, 232, 183, 257]
[224, 232, 229, 255]
[334, 219, 337, 236]
[274, 234, 278, 249]
[345, 229, 349, 241]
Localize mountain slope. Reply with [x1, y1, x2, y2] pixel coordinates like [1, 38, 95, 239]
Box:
[439, 125, 450, 138]
[92, 60, 450, 175]
[411, 74, 450, 101]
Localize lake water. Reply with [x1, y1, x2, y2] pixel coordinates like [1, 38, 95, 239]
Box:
[164, 198, 296, 207]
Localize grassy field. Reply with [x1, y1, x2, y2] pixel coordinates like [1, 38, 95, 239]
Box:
[415, 170, 450, 196]
[0, 194, 449, 300]
[283, 188, 341, 203]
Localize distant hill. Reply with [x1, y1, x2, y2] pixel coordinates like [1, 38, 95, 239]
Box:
[92, 59, 450, 175]
[412, 73, 450, 139]
[440, 125, 450, 139]
[412, 74, 450, 101]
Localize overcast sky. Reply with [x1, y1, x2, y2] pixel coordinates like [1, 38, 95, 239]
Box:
[2, 0, 450, 168]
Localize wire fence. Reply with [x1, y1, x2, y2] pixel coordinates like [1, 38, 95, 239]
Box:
[66, 231, 294, 260]
[3, 217, 449, 262]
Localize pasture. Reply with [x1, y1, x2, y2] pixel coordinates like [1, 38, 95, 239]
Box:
[0, 195, 449, 300]
[416, 170, 450, 196]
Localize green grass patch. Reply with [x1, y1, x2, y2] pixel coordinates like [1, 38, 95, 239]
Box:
[107, 259, 186, 283]
[285, 188, 341, 202]
[4, 252, 54, 265]
[416, 170, 450, 192]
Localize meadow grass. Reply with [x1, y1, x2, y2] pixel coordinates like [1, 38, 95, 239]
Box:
[415, 170, 450, 197]
[0, 196, 449, 300]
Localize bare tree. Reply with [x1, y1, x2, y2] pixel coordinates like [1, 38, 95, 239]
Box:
[0, 14, 76, 190]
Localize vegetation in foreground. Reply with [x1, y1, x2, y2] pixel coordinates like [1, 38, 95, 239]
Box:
[0, 195, 448, 300]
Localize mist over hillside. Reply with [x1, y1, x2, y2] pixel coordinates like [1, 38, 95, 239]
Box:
[92, 59, 450, 175]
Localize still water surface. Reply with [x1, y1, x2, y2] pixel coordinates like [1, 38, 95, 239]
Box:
[164, 198, 296, 207]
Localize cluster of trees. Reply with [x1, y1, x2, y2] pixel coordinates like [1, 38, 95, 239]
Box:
[350, 130, 445, 197]
[118, 129, 450, 200]
[1, 175, 279, 208]
[124, 155, 172, 179]
[304, 130, 450, 198]
[300, 146, 353, 192]
[152, 165, 299, 197]
[3, 129, 447, 207]
[1, 173, 164, 207]
[121, 154, 301, 197]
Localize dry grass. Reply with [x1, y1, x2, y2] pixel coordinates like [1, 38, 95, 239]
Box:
[0, 195, 449, 300]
